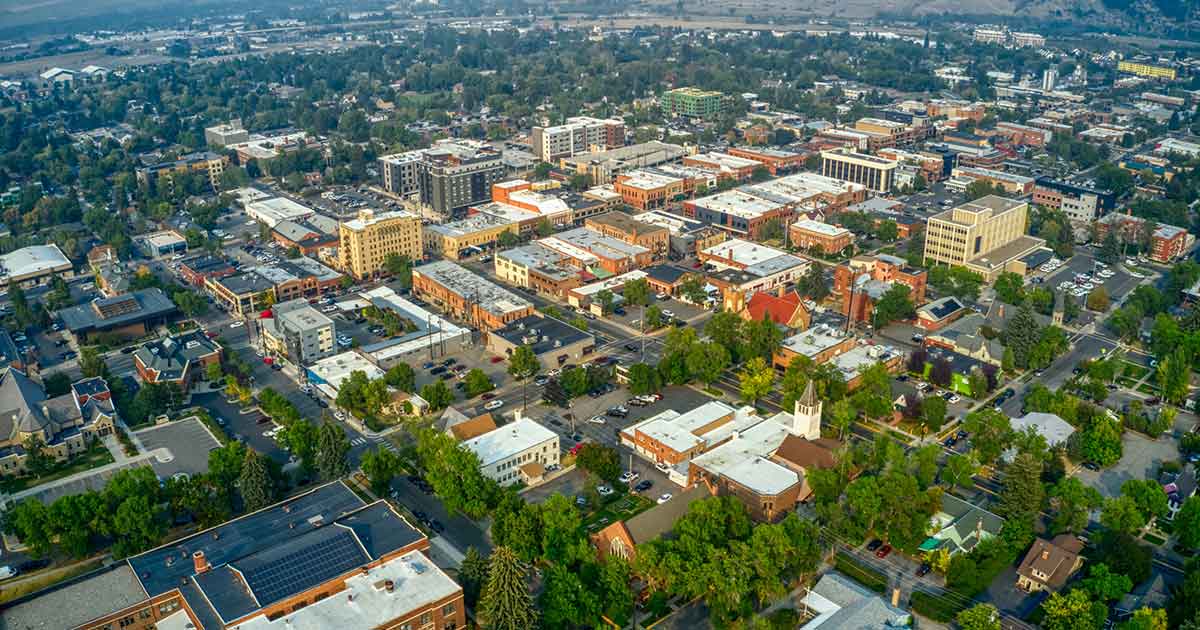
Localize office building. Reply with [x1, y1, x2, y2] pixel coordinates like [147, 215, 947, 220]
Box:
[742, 172, 869, 214]
[994, 122, 1052, 148]
[494, 245, 582, 298]
[486, 314, 596, 370]
[700, 239, 809, 301]
[789, 219, 853, 254]
[204, 119, 249, 147]
[420, 140, 506, 215]
[0, 244, 73, 288]
[923, 196, 1045, 281]
[725, 146, 804, 175]
[424, 213, 520, 261]
[537, 227, 654, 275]
[613, 169, 689, 211]
[585, 212, 671, 258]
[1042, 68, 1058, 92]
[134, 229, 188, 259]
[661, 87, 727, 119]
[853, 117, 930, 148]
[1032, 177, 1116, 223]
[261, 298, 337, 365]
[531, 116, 625, 160]
[559, 141, 689, 185]
[337, 209, 424, 281]
[272, 215, 340, 255]
[133, 330, 222, 388]
[56, 289, 179, 341]
[1118, 60, 1177, 80]
[206, 272, 277, 318]
[682, 189, 794, 240]
[820, 149, 898, 194]
[950, 166, 1036, 196]
[225, 131, 311, 166]
[0, 370, 117, 475]
[489, 180, 574, 228]
[136, 151, 228, 192]
[683, 151, 762, 181]
[1012, 32, 1046, 47]
[244, 195, 316, 228]
[412, 260, 535, 331]
[833, 254, 928, 324]
[972, 27, 1008, 44]
[178, 254, 237, 287]
[462, 416, 560, 486]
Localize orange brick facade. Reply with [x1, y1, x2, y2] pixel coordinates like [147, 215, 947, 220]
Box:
[412, 272, 535, 332]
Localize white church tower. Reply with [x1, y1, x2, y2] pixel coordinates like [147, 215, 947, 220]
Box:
[793, 380, 822, 440]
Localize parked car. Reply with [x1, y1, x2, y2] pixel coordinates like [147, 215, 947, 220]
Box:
[916, 563, 932, 577]
[598, 485, 614, 496]
[624, 343, 639, 352]
[866, 539, 884, 552]
[635, 479, 653, 492]
[619, 471, 639, 483]
[0, 566, 17, 580]
[656, 493, 673, 504]
[1081, 462, 1100, 471]
[875, 544, 893, 558]
[484, 399, 504, 411]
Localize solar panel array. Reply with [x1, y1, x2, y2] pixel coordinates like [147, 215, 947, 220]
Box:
[238, 529, 367, 606]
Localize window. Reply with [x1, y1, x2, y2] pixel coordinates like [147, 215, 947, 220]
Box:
[442, 602, 457, 615]
[420, 611, 433, 624]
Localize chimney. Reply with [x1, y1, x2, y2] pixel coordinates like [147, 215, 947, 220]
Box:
[1041, 549, 1050, 560]
[891, 588, 901, 607]
[385, 580, 395, 593]
[193, 551, 210, 574]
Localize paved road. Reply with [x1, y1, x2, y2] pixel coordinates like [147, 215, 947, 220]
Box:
[388, 476, 491, 556]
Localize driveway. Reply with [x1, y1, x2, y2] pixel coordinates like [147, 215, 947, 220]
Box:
[982, 566, 1046, 619]
[1075, 431, 1180, 498]
[388, 475, 491, 555]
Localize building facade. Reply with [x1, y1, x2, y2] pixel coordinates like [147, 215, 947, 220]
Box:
[412, 260, 536, 331]
[820, 149, 898, 194]
[1032, 177, 1116, 223]
[531, 116, 625, 160]
[337, 209, 424, 280]
[661, 87, 727, 119]
[261, 298, 337, 365]
[923, 196, 1044, 281]
[789, 219, 853, 254]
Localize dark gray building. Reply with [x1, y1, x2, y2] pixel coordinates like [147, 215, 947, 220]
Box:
[419, 141, 505, 217]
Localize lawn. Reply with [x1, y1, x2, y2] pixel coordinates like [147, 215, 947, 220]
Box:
[833, 552, 887, 594]
[1122, 363, 1150, 379]
[1136, 383, 1159, 395]
[0, 446, 115, 494]
[1142, 533, 1167, 546]
[910, 590, 966, 622]
[583, 493, 653, 533]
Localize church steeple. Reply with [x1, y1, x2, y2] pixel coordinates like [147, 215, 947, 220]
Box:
[793, 380, 822, 440]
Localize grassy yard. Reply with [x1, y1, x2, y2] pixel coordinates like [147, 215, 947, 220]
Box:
[0, 446, 115, 494]
[583, 493, 653, 533]
[910, 590, 965, 622]
[1122, 362, 1150, 380]
[1143, 533, 1167, 546]
[833, 553, 887, 594]
[0, 557, 105, 605]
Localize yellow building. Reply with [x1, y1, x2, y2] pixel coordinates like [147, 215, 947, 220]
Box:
[423, 213, 520, 261]
[337, 209, 424, 280]
[923, 196, 1045, 281]
[820, 148, 898, 194]
[1118, 61, 1177, 80]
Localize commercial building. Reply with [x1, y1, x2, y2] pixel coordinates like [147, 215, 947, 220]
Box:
[789, 219, 853, 254]
[412, 260, 535, 331]
[337, 209, 424, 281]
[354, 286, 471, 368]
[1155, 137, 1200, 158]
[741, 172, 869, 215]
[178, 254, 237, 287]
[462, 416, 560, 486]
[261, 298, 337, 365]
[272, 215, 340, 255]
[136, 151, 227, 192]
[1032, 177, 1116, 223]
[995, 122, 1052, 147]
[489, 180, 574, 227]
[424, 212, 520, 261]
[531, 116, 625, 160]
[683, 189, 794, 240]
[702, 240, 808, 303]
[613, 169, 689, 211]
[225, 130, 311, 165]
[834, 254, 928, 323]
[630, 210, 725, 258]
[486, 315, 595, 369]
[772, 323, 858, 370]
[0, 244, 72, 288]
[585, 212, 670, 259]
[214, 258, 344, 310]
[135, 229, 188, 259]
[206, 272, 277, 318]
[494, 245, 582, 298]
[661, 87, 727, 119]
[537, 227, 654, 275]
[725, 146, 804, 175]
[950, 166, 1036, 196]
[1094, 213, 1194, 263]
[923, 196, 1045, 281]
[0, 370, 117, 475]
[204, 119, 249, 147]
[820, 149, 898, 194]
[56, 289, 178, 341]
[559, 141, 689, 185]
[133, 330, 222, 388]
[306, 350, 385, 397]
[420, 140, 506, 215]
[3, 482, 464, 630]
[1118, 60, 1177, 80]
[683, 152, 762, 181]
[853, 117, 930, 148]
[244, 195, 316, 228]
[927, 99, 987, 122]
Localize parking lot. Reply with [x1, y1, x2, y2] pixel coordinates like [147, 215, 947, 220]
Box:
[1037, 249, 1148, 311]
[135, 417, 223, 478]
[1074, 430, 1181, 498]
[193, 391, 292, 463]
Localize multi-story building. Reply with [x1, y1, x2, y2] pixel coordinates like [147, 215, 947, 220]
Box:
[853, 117, 930, 148]
[661, 87, 727, 119]
[1032, 177, 1116, 223]
[378, 150, 425, 198]
[1011, 32, 1046, 47]
[972, 27, 1008, 44]
[271, 215, 340, 255]
[537, 227, 654, 275]
[789, 219, 853, 254]
[338, 209, 424, 280]
[0, 370, 117, 474]
[412, 260, 536, 332]
[950, 166, 1036, 196]
[613, 170, 689, 211]
[923, 196, 1045, 281]
[701, 239, 809, 302]
[261, 298, 337, 365]
[225, 131, 312, 166]
[178, 254, 237, 288]
[741, 172, 869, 214]
[0, 244, 73, 288]
[136, 151, 228, 192]
[55, 289, 179, 342]
[204, 119, 249, 147]
[3, 482, 465, 630]
[1118, 60, 1177, 80]
[461, 416, 560, 486]
[486, 315, 596, 370]
[994, 122, 1052, 148]
[494, 245, 582, 299]
[585, 212, 671, 259]
[420, 140, 506, 216]
[531, 116, 625, 160]
[1094, 213, 1194, 263]
[133, 330, 222, 388]
[206, 272, 276, 318]
[834, 254, 928, 323]
[682, 189, 794, 240]
[683, 152, 762, 181]
[489, 180, 574, 228]
[249, 257, 345, 304]
[424, 213, 520, 261]
[559, 141, 689, 185]
[820, 149, 898, 194]
[926, 99, 987, 122]
[134, 229, 188, 259]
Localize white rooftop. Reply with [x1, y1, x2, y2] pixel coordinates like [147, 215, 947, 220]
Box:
[570, 269, 648, 297]
[702, 238, 792, 269]
[689, 189, 787, 220]
[689, 419, 799, 495]
[792, 219, 850, 238]
[342, 209, 419, 231]
[622, 401, 743, 454]
[780, 324, 850, 358]
[1012, 412, 1076, 447]
[462, 417, 558, 466]
[308, 351, 385, 391]
[618, 169, 683, 191]
[245, 196, 316, 227]
[236, 550, 460, 630]
[0, 244, 72, 280]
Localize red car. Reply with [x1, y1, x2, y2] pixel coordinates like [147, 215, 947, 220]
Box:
[481, 393, 496, 401]
[490, 356, 504, 363]
[875, 544, 892, 559]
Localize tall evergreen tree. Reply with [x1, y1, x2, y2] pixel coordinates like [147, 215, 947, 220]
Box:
[316, 420, 351, 481]
[478, 546, 537, 630]
[1003, 304, 1041, 369]
[459, 547, 490, 608]
[238, 450, 274, 512]
[998, 452, 1045, 526]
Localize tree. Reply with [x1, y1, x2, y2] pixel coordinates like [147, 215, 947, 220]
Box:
[420, 380, 454, 410]
[827, 398, 855, 440]
[1101, 495, 1147, 534]
[465, 368, 495, 397]
[1003, 304, 1041, 369]
[416, 429, 495, 518]
[382, 253, 414, 287]
[316, 421, 351, 482]
[738, 357, 775, 406]
[997, 452, 1044, 525]
[1079, 416, 1122, 466]
[1087, 287, 1111, 311]
[623, 278, 650, 306]
[921, 396, 947, 433]
[478, 546, 538, 630]
[1041, 589, 1106, 630]
[739, 316, 784, 362]
[460, 547, 490, 607]
[626, 363, 660, 395]
[686, 342, 731, 386]
[644, 304, 664, 329]
[595, 289, 616, 314]
[957, 604, 1001, 630]
[384, 363, 416, 392]
[238, 450, 274, 512]
[1176, 496, 1200, 550]
[540, 564, 600, 629]
[962, 409, 1013, 466]
[540, 494, 591, 566]
[1121, 608, 1168, 630]
[1099, 230, 1121, 264]
[1121, 479, 1168, 524]
[943, 452, 979, 489]
[508, 345, 540, 410]
[576, 443, 621, 484]
[965, 180, 1006, 201]
[994, 272, 1026, 305]
[872, 284, 915, 328]
[704, 311, 744, 356]
[795, 264, 829, 301]
[79, 346, 107, 378]
[1049, 476, 1104, 534]
[361, 447, 402, 497]
[1082, 563, 1133, 602]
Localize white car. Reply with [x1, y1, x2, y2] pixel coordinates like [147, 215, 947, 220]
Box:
[0, 566, 17, 580]
[948, 394, 961, 404]
[229, 321, 245, 328]
[484, 399, 504, 411]
[588, 415, 606, 424]
[655, 461, 671, 473]
[619, 471, 640, 483]
[598, 485, 614, 497]
[655, 292, 669, 300]
[334, 411, 346, 421]
[656, 493, 673, 504]
[661, 310, 675, 318]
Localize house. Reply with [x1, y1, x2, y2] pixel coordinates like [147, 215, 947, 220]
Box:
[591, 486, 710, 560]
[1162, 465, 1196, 520]
[1011, 412, 1076, 449]
[921, 347, 988, 396]
[919, 494, 1005, 556]
[446, 413, 498, 441]
[133, 330, 222, 389]
[915, 296, 967, 332]
[1016, 535, 1085, 592]
[461, 416, 560, 487]
[0, 370, 117, 475]
[925, 313, 1005, 366]
[734, 290, 812, 330]
[797, 572, 911, 630]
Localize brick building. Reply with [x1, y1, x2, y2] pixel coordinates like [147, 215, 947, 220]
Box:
[789, 219, 854, 254]
[412, 260, 536, 332]
[833, 254, 928, 323]
[1094, 213, 1194, 263]
[585, 212, 670, 259]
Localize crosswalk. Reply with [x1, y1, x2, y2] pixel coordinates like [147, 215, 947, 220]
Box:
[350, 437, 368, 447]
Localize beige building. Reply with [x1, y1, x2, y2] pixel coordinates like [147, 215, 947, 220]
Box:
[923, 196, 1045, 281]
[424, 213, 520, 260]
[338, 209, 424, 280]
[820, 148, 898, 194]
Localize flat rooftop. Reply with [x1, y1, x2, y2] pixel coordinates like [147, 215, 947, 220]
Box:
[689, 189, 788, 220]
[791, 219, 850, 238]
[462, 417, 557, 466]
[701, 238, 792, 269]
[780, 324, 851, 358]
[491, 315, 593, 356]
[426, 211, 515, 238]
[618, 169, 683, 190]
[0, 563, 148, 630]
[308, 351, 385, 389]
[414, 260, 532, 318]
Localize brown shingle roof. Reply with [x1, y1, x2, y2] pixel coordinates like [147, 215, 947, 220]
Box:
[449, 414, 498, 441]
[624, 485, 711, 545]
[772, 435, 840, 470]
[1017, 535, 1083, 591]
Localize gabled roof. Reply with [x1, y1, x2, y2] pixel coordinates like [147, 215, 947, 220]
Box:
[449, 414, 498, 441]
[772, 434, 839, 471]
[0, 368, 50, 437]
[624, 485, 711, 545]
[1017, 535, 1084, 591]
[744, 290, 807, 326]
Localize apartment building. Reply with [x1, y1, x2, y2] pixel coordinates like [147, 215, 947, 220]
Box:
[421, 140, 506, 215]
[378, 150, 425, 198]
[1032, 177, 1116, 223]
[136, 151, 228, 192]
[834, 254, 928, 323]
[923, 196, 1045, 281]
[972, 27, 1007, 44]
[585, 212, 671, 258]
[531, 116, 625, 160]
[462, 417, 560, 486]
[261, 298, 337, 365]
[789, 219, 853, 254]
[820, 148, 898, 194]
[494, 245, 582, 299]
[613, 170, 689, 211]
[337, 209, 424, 280]
[1094, 213, 1194, 263]
[725, 146, 804, 175]
[412, 260, 536, 331]
[1118, 60, 1177, 80]
[661, 87, 727, 119]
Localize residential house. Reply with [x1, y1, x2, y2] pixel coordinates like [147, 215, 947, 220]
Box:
[133, 330, 222, 389]
[919, 494, 1005, 556]
[797, 573, 911, 630]
[1016, 535, 1085, 592]
[591, 486, 711, 561]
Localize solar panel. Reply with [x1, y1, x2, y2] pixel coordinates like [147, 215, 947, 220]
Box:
[237, 529, 367, 606]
